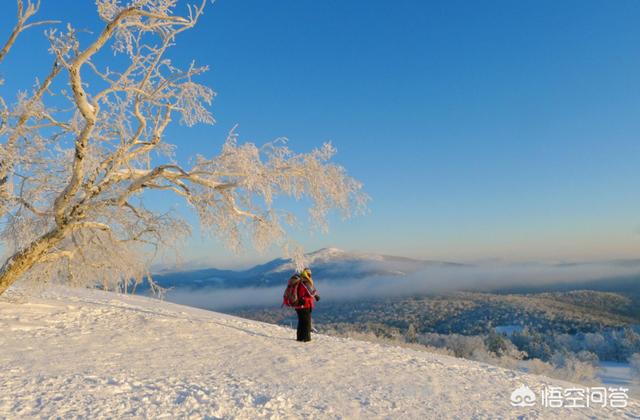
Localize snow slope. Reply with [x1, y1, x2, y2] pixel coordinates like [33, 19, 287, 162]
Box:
[1, 287, 638, 419]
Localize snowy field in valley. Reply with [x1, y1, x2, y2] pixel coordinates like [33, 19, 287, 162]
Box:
[1, 287, 638, 419]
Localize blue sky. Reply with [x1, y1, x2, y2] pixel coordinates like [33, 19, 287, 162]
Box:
[2, 0, 640, 267]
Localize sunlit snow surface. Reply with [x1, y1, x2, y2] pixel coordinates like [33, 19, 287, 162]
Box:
[1, 286, 638, 418]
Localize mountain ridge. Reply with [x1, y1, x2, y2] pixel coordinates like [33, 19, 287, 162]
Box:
[147, 247, 464, 291]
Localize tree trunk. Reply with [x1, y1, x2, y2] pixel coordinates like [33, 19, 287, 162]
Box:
[0, 228, 65, 295]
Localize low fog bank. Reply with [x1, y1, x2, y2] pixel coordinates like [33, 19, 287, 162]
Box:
[164, 262, 640, 311]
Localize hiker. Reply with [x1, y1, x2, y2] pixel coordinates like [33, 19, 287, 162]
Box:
[283, 267, 320, 342]
[295, 267, 320, 342]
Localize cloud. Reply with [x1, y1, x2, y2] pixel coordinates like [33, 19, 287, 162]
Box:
[168, 287, 283, 311]
[163, 261, 640, 311]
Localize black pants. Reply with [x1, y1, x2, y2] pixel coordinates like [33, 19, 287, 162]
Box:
[296, 308, 312, 342]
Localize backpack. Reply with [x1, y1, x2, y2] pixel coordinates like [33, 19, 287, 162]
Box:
[282, 274, 302, 307]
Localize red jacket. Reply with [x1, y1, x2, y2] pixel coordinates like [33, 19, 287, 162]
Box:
[296, 279, 317, 309]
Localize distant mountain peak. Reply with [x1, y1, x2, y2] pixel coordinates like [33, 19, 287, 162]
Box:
[149, 248, 461, 291]
[305, 247, 349, 262]
[310, 247, 346, 256]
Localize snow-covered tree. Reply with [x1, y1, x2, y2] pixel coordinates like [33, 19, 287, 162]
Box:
[0, 0, 367, 295]
[405, 323, 418, 343]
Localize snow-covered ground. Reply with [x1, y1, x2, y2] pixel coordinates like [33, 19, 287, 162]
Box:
[1, 287, 638, 419]
[599, 361, 635, 388]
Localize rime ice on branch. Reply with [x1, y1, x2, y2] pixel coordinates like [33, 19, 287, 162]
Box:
[0, 0, 367, 295]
